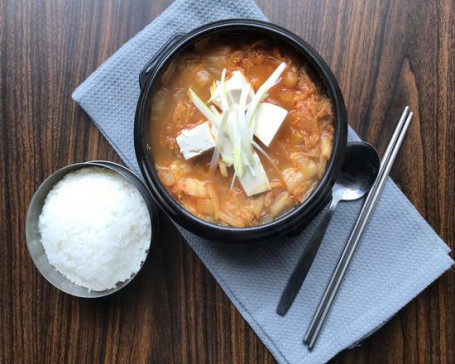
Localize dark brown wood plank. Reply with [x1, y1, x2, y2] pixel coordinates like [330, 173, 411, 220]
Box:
[0, 0, 453, 363]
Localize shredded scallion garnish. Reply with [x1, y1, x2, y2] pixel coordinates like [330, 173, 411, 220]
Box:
[188, 62, 287, 186]
[188, 88, 221, 129]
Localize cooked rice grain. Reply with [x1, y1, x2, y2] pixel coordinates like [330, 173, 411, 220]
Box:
[38, 167, 151, 291]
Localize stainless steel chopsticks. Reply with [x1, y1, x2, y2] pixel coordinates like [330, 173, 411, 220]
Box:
[303, 107, 413, 350]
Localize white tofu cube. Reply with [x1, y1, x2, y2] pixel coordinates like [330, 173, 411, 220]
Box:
[211, 71, 254, 108]
[176, 122, 216, 160]
[226, 71, 254, 104]
[238, 153, 271, 197]
[254, 103, 288, 147]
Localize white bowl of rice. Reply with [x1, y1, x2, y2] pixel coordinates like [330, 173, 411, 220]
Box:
[26, 161, 158, 298]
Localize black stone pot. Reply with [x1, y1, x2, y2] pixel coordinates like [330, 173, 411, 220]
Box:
[134, 19, 347, 244]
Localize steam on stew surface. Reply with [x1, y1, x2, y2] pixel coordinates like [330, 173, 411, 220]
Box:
[149, 36, 334, 228]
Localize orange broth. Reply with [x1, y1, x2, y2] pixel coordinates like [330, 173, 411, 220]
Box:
[149, 37, 334, 227]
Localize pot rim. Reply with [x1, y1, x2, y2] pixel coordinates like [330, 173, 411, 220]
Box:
[134, 19, 347, 242]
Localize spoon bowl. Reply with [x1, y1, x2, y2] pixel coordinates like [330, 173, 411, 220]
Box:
[334, 141, 380, 201]
[333, 142, 380, 201]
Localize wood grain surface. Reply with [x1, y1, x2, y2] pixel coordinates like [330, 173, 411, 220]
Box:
[1, 0, 453, 363]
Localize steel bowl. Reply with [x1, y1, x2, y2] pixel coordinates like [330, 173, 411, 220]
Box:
[25, 161, 159, 298]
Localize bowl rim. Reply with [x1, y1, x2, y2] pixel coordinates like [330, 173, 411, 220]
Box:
[135, 19, 347, 241]
[25, 161, 158, 298]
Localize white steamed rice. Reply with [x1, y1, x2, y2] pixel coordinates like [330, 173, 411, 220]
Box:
[38, 167, 151, 291]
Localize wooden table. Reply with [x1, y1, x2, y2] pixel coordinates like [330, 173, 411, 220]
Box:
[1, 0, 453, 362]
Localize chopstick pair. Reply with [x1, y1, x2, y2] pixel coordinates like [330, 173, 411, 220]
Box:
[303, 107, 413, 350]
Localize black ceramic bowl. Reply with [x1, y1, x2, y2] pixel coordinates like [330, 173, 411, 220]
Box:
[135, 19, 347, 244]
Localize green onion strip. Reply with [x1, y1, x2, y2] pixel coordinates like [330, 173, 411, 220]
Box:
[188, 62, 287, 187]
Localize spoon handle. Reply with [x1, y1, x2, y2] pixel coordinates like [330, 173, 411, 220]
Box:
[276, 196, 340, 316]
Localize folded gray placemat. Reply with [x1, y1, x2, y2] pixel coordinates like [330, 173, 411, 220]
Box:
[72, 0, 453, 362]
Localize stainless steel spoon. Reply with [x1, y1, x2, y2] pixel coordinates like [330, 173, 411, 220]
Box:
[277, 141, 380, 316]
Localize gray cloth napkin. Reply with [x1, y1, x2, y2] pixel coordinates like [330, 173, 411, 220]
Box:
[72, 0, 453, 362]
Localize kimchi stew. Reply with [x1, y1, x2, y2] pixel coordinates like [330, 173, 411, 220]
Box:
[149, 37, 335, 228]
